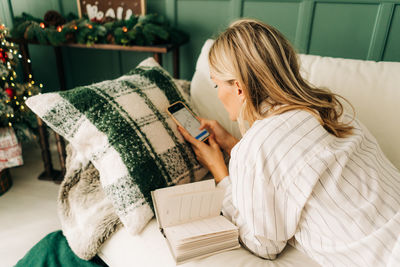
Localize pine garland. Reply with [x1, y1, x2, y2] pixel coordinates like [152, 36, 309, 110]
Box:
[0, 24, 40, 142]
[11, 12, 189, 46]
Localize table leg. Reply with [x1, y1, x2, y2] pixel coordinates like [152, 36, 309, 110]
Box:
[37, 116, 62, 181]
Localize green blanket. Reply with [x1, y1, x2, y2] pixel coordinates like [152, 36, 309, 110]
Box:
[15, 231, 105, 267]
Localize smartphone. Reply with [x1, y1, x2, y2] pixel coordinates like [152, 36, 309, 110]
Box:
[167, 101, 210, 142]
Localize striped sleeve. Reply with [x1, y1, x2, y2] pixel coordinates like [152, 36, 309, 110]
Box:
[217, 173, 288, 259]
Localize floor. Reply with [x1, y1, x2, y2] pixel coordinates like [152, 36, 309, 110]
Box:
[0, 136, 62, 267]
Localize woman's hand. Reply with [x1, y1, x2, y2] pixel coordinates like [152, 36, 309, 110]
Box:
[198, 118, 239, 155]
[178, 126, 228, 184]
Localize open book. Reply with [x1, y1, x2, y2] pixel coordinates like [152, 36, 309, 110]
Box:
[151, 179, 240, 264]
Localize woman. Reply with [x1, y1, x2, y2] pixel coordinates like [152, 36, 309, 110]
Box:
[178, 19, 400, 266]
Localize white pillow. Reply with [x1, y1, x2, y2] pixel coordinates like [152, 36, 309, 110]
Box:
[299, 54, 400, 169]
[191, 40, 400, 169]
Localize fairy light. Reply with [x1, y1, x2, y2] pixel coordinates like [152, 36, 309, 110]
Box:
[15, 101, 19, 105]
[18, 54, 22, 58]
[57, 26, 63, 32]
[27, 59, 31, 63]
[10, 114, 14, 118]
[28, 91, 32, 96]
[39, 83, 43, 88]
[122, 26, 128, 32]
[28, 74, 32, 78]
[8, 122, 12, 127]
[10, 77, 13, 80]
[74, 26, 78, 30]
[13, 96, 16, 99]
[87, 24, 93, 29]
[40, 22, 45, 29]
[31, 80, 35, 84]
[20, 105, 24, 110]
[11, 82, 15, 86]
[6, 114, 9, 118]
[23, 96, 27, 100]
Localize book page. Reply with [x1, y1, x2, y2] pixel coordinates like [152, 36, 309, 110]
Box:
[153, 179, 217, 228]
[164, 216, 237, 243]
[159, 188, 225, 227]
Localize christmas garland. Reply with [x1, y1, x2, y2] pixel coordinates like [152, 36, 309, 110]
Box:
[11, 11, 189, 46]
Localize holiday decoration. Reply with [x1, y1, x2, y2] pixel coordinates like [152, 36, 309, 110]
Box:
[11, 11, 189, 47]
[0, 127, 23, 172]
[0, 23, 40, 142]
[77, 0, 146, 19]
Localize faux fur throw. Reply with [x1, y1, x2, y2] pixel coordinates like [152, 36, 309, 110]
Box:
[58, 144, 122, 260]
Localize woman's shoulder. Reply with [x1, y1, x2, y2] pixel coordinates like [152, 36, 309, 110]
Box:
[231, 109, 332, 168]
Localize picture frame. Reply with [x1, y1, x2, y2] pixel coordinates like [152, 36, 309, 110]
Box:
[77, 0, 146, 20]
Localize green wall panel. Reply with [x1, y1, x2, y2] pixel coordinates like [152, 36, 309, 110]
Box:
[63, 48, 121, 88]
[176, 0, 231, 79]
[383, 4, 400, 61]
[2, 0, 400, 92]
[308, 2, 378, 59]
[243, 0, 300, 44]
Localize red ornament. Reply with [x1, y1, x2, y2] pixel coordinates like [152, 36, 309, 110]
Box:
[4, 88, 15, 99]
[0, 51, 7, 63]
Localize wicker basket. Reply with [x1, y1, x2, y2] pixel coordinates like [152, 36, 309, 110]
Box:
[0, 169, 12, 196]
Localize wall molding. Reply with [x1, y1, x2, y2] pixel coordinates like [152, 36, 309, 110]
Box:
[367, 3, 395, 60]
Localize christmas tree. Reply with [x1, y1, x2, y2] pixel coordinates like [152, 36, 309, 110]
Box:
[0, 23, 40, 142]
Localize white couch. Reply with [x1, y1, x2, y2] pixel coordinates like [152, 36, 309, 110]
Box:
[98, 40, 400, 267]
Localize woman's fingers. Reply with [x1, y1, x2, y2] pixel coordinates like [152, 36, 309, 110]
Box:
[178, 126, 202, 147]
[208, 135, 219, 149]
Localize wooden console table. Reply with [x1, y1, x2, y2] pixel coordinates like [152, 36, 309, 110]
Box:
[8, 37, 185, 183]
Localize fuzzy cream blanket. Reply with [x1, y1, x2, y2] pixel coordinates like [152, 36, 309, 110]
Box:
[58, 144, 122, 260]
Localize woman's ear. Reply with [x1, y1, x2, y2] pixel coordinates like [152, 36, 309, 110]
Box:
[234, 80, 246, 102]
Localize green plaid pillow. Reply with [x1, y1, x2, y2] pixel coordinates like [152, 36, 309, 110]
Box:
[26, 58, 208, 234]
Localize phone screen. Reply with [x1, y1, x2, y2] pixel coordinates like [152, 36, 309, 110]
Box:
[168, 102, 209, 141]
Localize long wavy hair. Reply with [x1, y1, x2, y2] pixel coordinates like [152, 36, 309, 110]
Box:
[208, 18, 354, 138]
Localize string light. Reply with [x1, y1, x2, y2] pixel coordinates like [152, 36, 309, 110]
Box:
[10, 114, 14, 118]
[27, 59, 31, 63]
[18, 54, 22, 58]
[28, 91, 32, 96]
[28, 74, 32, 78]
[6, 114, 9, 118]
[122, 26, 128, 33]
[57, 26, 63, 32]
[8, 122, 12, 127]
[31, 80, 35, 84]
[87, 24, 93, 29]
[20, 105, 24, 110]
[39, 83, 43, 88]
[40, 22, 45, 29]
[15, 101, 19, 105]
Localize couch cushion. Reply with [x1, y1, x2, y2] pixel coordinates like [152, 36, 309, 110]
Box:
[298, 54, 400, 169]
[98, 218, 320, 267]
[26, 57, 208, 235]
[191, 39, 400, 169]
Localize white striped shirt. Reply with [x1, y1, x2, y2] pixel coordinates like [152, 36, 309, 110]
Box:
[217, 109, 400, 266]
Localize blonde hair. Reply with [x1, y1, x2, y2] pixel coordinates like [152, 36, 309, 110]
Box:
[208, 18, 354, 138]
